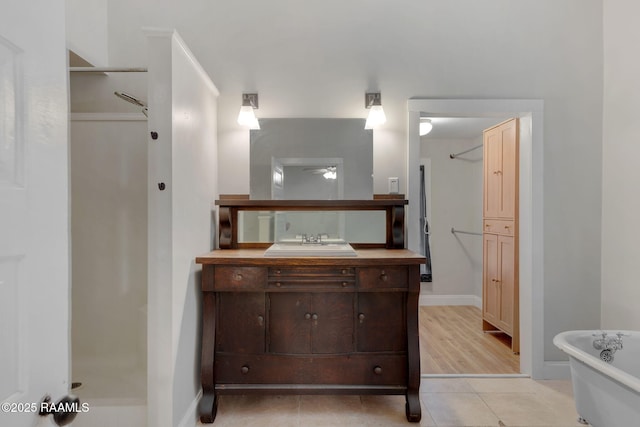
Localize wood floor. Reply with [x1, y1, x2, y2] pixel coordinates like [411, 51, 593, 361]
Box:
[419, 305, 520, 375]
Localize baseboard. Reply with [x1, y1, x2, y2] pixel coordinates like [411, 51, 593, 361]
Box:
[541, 361, 571, 380]
[419, 294, 482, 308]
[177, 389, 202, 427]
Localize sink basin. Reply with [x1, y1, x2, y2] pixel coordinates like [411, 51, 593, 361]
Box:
[264, 242, 357, 257]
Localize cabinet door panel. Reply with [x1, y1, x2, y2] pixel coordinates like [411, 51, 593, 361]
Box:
[499, 121, 518, 219]
[484, 118, 518, 220]
[498, 235, 515, 333]
[483, 233, 499, 326]
[311, 293, 355, 354]
[268, 293, 312, 354]
[357, 292, 406, 352]
[217, 293, 265, 353]
[484, 128, 502, 218]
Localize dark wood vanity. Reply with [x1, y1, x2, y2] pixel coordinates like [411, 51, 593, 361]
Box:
[196, 198, 425, 423]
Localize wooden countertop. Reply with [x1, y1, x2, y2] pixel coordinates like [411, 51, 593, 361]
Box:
[196, 248, 426, 266]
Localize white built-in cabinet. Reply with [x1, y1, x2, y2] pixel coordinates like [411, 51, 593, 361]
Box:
[482, 118, 519, 354]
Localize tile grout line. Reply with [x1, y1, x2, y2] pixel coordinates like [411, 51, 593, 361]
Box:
[465, 378, 506, 427]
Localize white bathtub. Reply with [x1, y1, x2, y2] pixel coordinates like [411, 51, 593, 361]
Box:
[553, 330, 640, 427]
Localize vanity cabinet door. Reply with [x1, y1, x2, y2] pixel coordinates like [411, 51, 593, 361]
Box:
[357, 292, 406, 352]
[268, 292, 355, 354]
[216, 292, 266, 353]
[311, 292, 355, 353]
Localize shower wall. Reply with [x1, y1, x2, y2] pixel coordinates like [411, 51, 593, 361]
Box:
[70, 117, 148, 390]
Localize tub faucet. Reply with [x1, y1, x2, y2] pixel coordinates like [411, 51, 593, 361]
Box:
[592, 331, 625, 352]
[592, 332, 627, 363]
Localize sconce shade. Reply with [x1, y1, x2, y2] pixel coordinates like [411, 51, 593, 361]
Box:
[365, 105, 386, 129]
[364, 92, 386, 129]
[419, 118, 433, 136]
[238, 93, 260, 129]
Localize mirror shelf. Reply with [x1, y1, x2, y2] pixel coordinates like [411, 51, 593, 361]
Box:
[216, 195, 407, 250]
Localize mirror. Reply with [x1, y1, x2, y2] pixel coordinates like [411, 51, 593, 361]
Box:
[250, 118, 373, 199]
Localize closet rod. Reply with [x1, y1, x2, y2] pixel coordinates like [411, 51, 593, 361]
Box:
[449, 143, 483, 159]
[69, 67, 148, 73]
[451, 227, 482, 236]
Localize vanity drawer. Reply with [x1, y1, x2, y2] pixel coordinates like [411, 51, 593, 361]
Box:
[214, 267, 267, 290]
[358, 267, 408, 289]
[270, 266, 355, 278]
[267, 279, 355, 290]
[483, 219, 515, 236]
[215, 354, 406, 385]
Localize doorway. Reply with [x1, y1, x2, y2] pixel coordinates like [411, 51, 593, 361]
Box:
[417, 118, 519, 374]
[408, 99, 544, 378]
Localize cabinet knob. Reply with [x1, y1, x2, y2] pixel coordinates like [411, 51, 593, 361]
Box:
[379, 271, 388, 281]
[341, 269, 348, 275]
[342, 282, 348, 287]
[234, 273, 243, 281]
[373, 366, 383, 375]
[305, 313, 311, 320]
[276, 282, 282, 287]
[358, 313, 365, 323]
[312, 313, 318, 321]
[275, 269, 281, 274]
[257, 315, 264, 326]
[241, 365, 249, 374]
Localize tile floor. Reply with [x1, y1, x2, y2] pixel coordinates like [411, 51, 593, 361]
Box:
[208, 378, 586, 427]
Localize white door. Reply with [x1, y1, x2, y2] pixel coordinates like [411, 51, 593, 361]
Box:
[0, 1, 70, 426]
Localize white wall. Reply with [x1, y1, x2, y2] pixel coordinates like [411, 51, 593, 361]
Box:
[146, 30, 219, 427]
[99, 0, 603, 364]
[70, 118, 148, 378]
[420, 137, 483, 303]
[66, 0, 108, 65]
[601, 0, 640, 329]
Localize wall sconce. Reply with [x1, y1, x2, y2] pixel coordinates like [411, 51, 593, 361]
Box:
[364, 92, 386, 129]
[237, 93, 260, 129]
[419, 117, 433, 136]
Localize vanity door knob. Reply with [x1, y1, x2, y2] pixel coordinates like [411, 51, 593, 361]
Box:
[379, 271, 388, 281]
[241, 366, 249, 374]
[358, 313, 365, 323]
[275, 282, 282, 287]
[312, 314, 318, 321]
[373, 366, 383, 375]
[234, 273, 243, 281]
[341, 282, 348, 287]
[341, 269, 348, 275]
[257, 315, 264, 326]
[305, 313, 311, 320]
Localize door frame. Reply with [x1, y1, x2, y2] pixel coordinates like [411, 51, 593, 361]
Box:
[407, 99, 544, 378]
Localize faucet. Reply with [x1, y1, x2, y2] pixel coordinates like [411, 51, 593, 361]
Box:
[592, 331, 625, 352]
[592, 331, 627, 363]
[299, 233, 329, 244]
